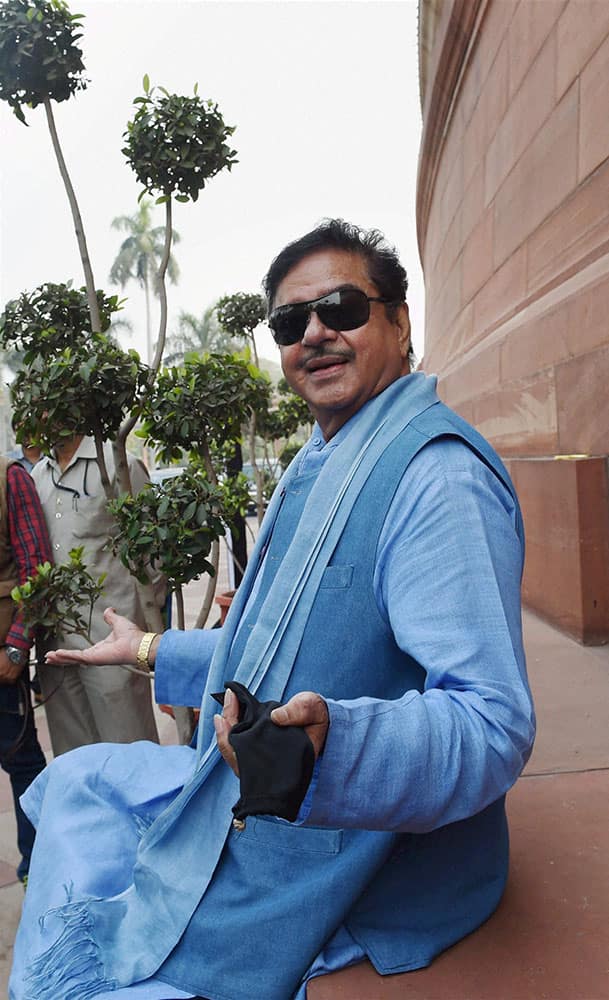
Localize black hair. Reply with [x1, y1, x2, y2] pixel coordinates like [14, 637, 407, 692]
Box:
[263, 218, 414, 366]
[263, 218, 408, 312]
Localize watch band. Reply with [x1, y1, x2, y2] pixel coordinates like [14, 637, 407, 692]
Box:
[136, 632, 159, 667]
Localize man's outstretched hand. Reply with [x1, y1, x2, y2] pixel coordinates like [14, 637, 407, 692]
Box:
[214, 688, 329, 777]
[45, 608, 146, 667]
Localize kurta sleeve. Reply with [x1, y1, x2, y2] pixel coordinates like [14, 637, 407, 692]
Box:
[301, 438, 535, 834]
[154, 626, 221, 707]
[6, 463, 53, 649]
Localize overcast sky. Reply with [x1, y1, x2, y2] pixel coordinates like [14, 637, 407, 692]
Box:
[0, 0, 425, 365]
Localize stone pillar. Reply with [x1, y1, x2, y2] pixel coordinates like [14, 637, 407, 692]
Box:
[417, 0, 609, 642]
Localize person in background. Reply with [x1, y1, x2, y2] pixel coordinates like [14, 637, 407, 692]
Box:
[0, 455, 51, 887]
[5, 416, 43, 474]
[31, 432, 160, 756]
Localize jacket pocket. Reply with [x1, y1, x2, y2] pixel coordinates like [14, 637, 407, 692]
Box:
[319, 564, 354, 589]
[237, 815, 342, 855]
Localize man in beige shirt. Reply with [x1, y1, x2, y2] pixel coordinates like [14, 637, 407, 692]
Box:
[33, 434, 160, 755]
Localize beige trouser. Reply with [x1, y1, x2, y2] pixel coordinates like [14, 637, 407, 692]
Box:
[38, 659, 159, 756]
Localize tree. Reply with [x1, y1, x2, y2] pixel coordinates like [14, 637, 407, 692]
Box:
[11, 549, 107, 646]
[135, 351, 270, 623]
[109, 199, 180, 364]
[109, 469, 228, 631]
[164, 304, 235, 365]
[1, 75, 239, 638]
[216, 292, 266, 367]
[0, 0, 101, 331]
[1, 5, 241, 740]
[0, 282, 141, 492]
[257, 376, 312, 448]
[112, 76, 238, 499]
[216, 292, 268, 522]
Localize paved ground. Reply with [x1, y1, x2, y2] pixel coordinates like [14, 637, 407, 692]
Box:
[310, 612, 609, 1000]
[1, 596, 607, 998]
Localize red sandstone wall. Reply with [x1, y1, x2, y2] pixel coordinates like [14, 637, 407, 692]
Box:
[417, 0, 609, 642]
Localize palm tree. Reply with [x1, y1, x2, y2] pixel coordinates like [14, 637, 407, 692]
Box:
[164, 305, 237, 364]
[109, 200, 180, 363]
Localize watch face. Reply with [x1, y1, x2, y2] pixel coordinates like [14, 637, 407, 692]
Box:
[6, 647, 26, 666]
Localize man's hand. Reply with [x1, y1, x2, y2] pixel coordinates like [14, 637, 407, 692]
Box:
[214, 689, 329, 777]
[271, 692, 329, 758]
[0, 648, 22, 684]
[45, 608, 146, 667]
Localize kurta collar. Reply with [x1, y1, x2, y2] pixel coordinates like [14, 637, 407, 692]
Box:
[300, 372, 438, 473]
[47, 435, 97, 476]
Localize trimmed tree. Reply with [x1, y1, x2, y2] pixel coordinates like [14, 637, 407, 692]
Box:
[0, 0, 101, 331]
[216, 293, 268, 521]
[109, 199, 181, 365]
[136, 351, 271, 626]
[0, 1, 240, 741]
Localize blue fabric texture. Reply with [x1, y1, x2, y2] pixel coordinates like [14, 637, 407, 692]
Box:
[10, 374, 535, 999]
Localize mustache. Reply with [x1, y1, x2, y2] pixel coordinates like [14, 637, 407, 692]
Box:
[297, 346, 355, 370]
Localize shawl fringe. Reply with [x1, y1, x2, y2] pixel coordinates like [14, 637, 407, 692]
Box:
[24, 895, 116, 999]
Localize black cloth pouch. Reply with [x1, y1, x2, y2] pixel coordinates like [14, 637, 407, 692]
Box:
[212, 680, 315, 823]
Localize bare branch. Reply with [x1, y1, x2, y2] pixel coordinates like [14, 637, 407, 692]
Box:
[118, 199, 173, 449]
[194, 539, 220, 629]
[91, 421, 113, 500]
[43, 98, 102, 335]
[150, 198, 173, 377]
[111, 439, 133, 497]
[175, 585, 185, 631]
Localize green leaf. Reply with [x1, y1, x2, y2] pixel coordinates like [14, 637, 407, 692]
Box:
[12, 103, 27, 126]
[183, 500, 197, 521]
[143, 73, 150, 94]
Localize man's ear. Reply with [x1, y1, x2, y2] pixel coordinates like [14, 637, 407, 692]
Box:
[396, 303, 411, 363]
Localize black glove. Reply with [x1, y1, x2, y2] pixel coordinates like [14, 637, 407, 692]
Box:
[212, 680, 315, 823]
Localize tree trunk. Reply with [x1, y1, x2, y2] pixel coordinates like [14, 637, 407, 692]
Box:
[175, 585, 185, 631]
[43, 98, 102, 336]
[194, 538, 220, 629]
[119, 199, 174, 448]
[137, 582, 164, 633]
[172, 585, 195, 743]
[172, 706, 196, 746]
[144, 271, 152, 366]
[249, 331, 260, 368]
[248, 414, 265, 525]
[149, 199, 172, 375]
[112, 439, 133, 497]
[91, 422, 113, 500]
[226, 441, 247, 587]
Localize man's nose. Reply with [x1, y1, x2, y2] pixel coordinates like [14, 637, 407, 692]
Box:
[301, 308, 337, 346]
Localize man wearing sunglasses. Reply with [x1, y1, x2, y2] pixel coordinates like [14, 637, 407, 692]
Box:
[11, 220, 534, 1000]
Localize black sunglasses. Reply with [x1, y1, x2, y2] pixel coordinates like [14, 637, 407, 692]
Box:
[268, 287, 397, 346]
